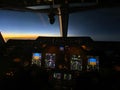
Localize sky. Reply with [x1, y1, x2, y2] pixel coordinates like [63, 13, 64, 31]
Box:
[0, 7, 120, 42]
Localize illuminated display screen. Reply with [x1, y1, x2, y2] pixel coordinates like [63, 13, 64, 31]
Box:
[70, 55, 82, 71]
[53, 73, 61, 80]
[63, 73, 72, 80]
[59, 46, 64, 51]
[88, 56, 99, 66]
[45, 53, 55, 68]
[87, 56, 99, 71]
[88, 57, 97, 66]
[32, 53, 42, 66]
[33, 53, 41, 60]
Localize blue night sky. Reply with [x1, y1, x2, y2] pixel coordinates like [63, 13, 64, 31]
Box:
[0, 7, 120, 42]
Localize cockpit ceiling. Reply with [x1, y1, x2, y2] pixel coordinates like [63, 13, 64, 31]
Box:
[0, 0, 120, 10]
[0, 0, 97, 7]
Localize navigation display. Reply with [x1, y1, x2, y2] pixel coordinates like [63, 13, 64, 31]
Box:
[45, 53, 56, 69]
[70, 55, 82, 71]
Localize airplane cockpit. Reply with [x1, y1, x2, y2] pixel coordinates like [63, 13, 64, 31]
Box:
[0, 0, 120, 90]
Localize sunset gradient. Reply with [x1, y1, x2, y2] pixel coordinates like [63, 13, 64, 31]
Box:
[0, 7, 120, 42]
[2, 33, 60, 42]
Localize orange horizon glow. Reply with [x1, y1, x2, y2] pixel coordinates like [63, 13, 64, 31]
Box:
[2, 33, 60, 42]
[3, 34, 37, 42]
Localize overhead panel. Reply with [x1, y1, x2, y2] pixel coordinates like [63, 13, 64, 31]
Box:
[0, 0, 119, 7]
